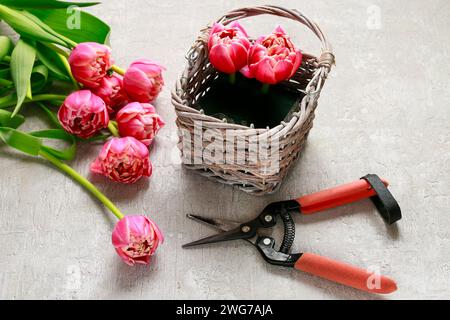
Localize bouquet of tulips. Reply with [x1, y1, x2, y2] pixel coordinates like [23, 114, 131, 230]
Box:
[208, 22, 302, 92]
[0, 1, 163, 266]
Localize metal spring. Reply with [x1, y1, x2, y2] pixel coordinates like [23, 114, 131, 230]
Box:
[280, 212, 295, 254]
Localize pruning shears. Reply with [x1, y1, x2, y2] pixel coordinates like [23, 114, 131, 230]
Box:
[183, 174, 401, 294]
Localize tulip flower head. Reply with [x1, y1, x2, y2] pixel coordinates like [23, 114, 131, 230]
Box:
[91, 74, 128, 114]
[208, 22, 251, 74]
[91, 137, 152, 184]
[116, 102, 165, 146]
[123, 59, 164, 103]
[241, 26, 302, 84]
[58, 90, 109, 139]
[112, 215, 163, 266]
[69, 42, 113, 88]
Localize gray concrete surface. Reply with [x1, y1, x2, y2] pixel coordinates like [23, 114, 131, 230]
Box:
[1, 0, 449, 299]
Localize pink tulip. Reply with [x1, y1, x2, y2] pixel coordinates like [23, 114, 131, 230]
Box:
[123, 59, 164, 103]
[241, 26, 302, 84]
[69, 42, 113, 88]
[91, 74, 128, 114]
[208, 22, 251, 74]
[112, 215, 163, 266]
[91, 137, 152, 184]
[116, 102, 165, 146]
[58, 90, 109, 139]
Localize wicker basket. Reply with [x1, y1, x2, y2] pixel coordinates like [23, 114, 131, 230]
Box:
[171, 5, 335, 195]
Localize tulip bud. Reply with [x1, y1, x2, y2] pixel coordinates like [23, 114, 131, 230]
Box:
[123, 59, 164, 103]
[90, 137, 152, 184]
[116, 102, 165, 146]
[208, 22, 251, 74]
[91, 74, 128, 114]
[241, 26, 302, 84]
[69, 42, 113, 88]
[58, 90, 109, 139]
[112, 215, 163, 266]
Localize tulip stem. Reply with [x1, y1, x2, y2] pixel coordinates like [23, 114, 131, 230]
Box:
[111, 65, 125, 76]
[228, 73, 236, 85]
[261, 83, 270, 94]
[39, 149, 125, 220]
[43, 42, 70, 58]
[0, 94, 67, 109]
[41, 43, 79, 89]
[31, 94, 67, 102]
[61, 53, 79, 89]
[107, 121, 120, 137]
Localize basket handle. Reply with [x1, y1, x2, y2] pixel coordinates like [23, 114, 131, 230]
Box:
[217, 5, 335, 71]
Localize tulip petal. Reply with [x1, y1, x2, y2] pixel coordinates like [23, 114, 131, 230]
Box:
[248, 44, 267, 65]
[274, 60, 293, 83]
[290, 50, 302, 77]
[209, 44, 236, 74]
[115, 248, 135, 266]
[90, 158, 103, 174]
[149, 219, 164, 244]
[254, 58, 277, 84]
[112, 219, 131, 247]
[210, 22, 224, 35]
[274, 25, 287, 35]
[229, 42, 249, 70]
[229, 21, 249, 38]
[240, 65, 253, 78]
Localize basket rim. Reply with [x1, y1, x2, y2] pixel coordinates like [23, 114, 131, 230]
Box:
[217, 5, 335, 67]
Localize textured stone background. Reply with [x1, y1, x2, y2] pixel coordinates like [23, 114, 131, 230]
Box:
[1, 0, 449, 299]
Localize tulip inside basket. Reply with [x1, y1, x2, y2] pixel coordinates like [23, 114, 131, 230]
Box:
[199, 22, 307, 128]
[173, 6, 334, 195]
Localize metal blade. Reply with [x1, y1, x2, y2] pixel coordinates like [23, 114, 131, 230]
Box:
[182, 226, 255, 248]
[186, 214, 241, 232]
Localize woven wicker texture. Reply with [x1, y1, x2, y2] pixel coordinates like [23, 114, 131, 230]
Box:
[171, 5, 334, 195]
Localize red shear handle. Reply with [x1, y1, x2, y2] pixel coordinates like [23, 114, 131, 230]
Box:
[297, 178, 389, 214]
[295, 253, 397, 294]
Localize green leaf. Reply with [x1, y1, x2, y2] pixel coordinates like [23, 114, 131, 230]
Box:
[0, 93, 67, 109]
[31, 129, 76, 160]
[0, 67, 11, 79]
[0, 1, 100, 9]
[0, 5, 69, 47]
[0, 78, 13, 87]
[0, 109, 76, 160]
[21, 11, 75, 48]
[10, 39, 36, 116]
[35, 42, 70, 81]
[0, 127, 42, 155]
[30, 8, 110, 45]
[0, 36, 13, 60]
[0, 93, 17, 109]
[31, 64, 49, 92]
[84, 133, 110, 142]
[36, 102, 62, 128]
[0, 92, 16, 105]
[0, 109, 25, 128]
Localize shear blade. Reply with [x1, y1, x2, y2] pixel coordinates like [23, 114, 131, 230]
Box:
[182, 227, 247, 248]
[186, 214, 241, 232]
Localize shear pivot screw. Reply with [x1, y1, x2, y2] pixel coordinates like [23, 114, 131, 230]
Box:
[263, 238, 271, 246]
[241, 226, 251, 233]
[264, 215, 273, 222]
